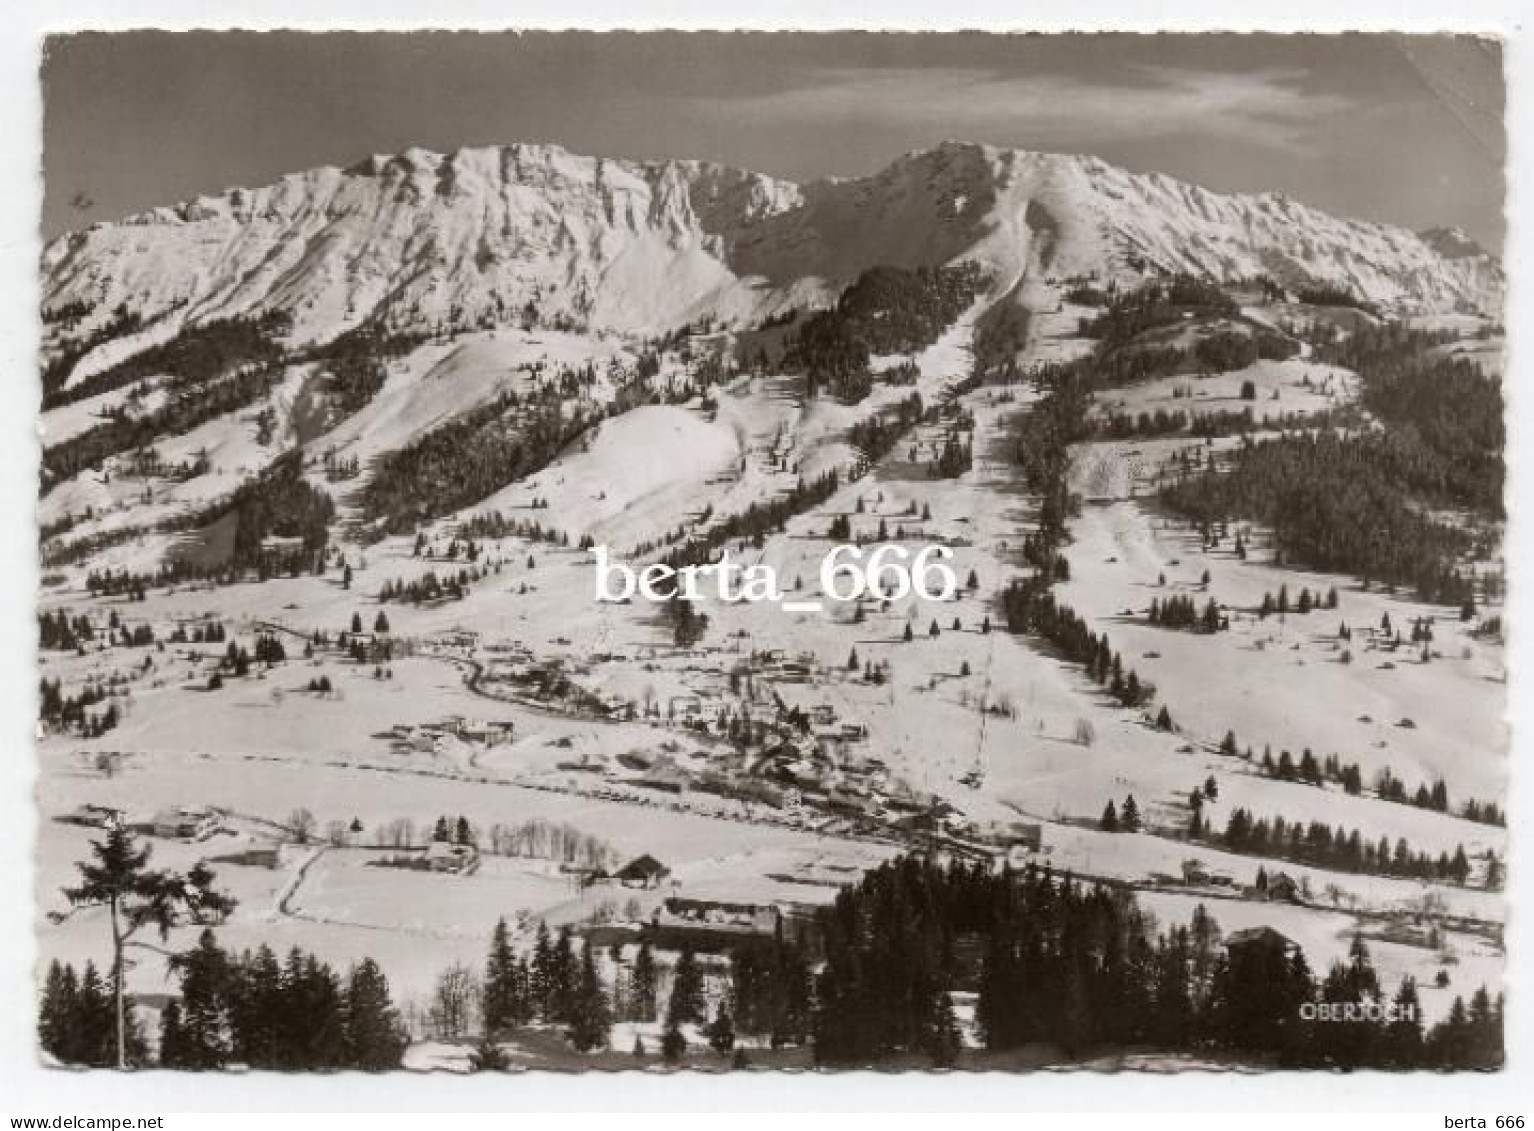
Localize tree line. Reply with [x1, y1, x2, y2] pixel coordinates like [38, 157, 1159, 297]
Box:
[1161, 429, 1484, 606]
[1192, 806, 1476, 886]
[809, 854, 1500, 1069]
[1001, 575, 1154, 710]
[1315, 324, 1503, 518]
[44, 309, 290, 411]
[783, 264, 987, 402]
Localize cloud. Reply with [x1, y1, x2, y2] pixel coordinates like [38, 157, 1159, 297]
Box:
[718, 63, 1352, 153]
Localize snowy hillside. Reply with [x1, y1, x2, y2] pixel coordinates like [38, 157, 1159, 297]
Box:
[41, 141, 1502, 391]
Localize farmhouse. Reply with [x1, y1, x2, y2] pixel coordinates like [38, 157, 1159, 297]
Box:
[976, 820, 1044, 854]
[456, 718, 515, 746]
[424, 629, 479, 652]
[423, 840, 479, 874]
[1225, 926, 1301, 959]
[614, 854, 671, 889]
[1265, 871, 1303, 903]
[149, 806, 219, 840]
[659, 896, 780, 933]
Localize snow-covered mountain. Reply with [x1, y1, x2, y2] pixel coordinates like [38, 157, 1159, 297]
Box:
[42, 140, 1503, 389]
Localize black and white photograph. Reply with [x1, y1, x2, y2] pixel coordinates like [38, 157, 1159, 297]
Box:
[9, 17, 1525, 1103]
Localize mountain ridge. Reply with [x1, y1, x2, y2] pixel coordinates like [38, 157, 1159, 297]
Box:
[42, 140, 1503, 391]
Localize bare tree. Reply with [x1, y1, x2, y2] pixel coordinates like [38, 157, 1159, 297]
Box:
[285, 807, 317, 845]
[428, 962, 480, 1040]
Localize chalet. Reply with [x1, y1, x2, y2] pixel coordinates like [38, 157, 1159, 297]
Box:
[1225, 926, 1300, 959]
[457, 718, 515, 746]
[150, 806, 219, 841]
[977, 820, 1044, 855]
[1265, 871, 1302, 903]
[659, 896, 780, 934]
[614, 854, 671, 889]
[649, 899, 780, 953]
[423, 840, 478, 874]
[1181, 859, 1212, 885]
[424, 629, 479, 651]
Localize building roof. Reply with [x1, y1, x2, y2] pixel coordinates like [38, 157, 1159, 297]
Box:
[615, 853, 670, 880]
[1225, 926, 1299, 952]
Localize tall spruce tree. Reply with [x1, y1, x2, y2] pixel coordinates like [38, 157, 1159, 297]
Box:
[630, 941, 659, 1023]
[343, 958, 408, 1070]
[667, 948, 706, 1026]
[566, 944, 613, 1052]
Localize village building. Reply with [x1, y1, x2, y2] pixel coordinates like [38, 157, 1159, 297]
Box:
[659, 896, 780, 934]
[1225, 925, 1301, 960]
[423, 840, 479, 874]
[149, 806, 219, 841]
[614, 854, 671, 889]
[257, 534, 306, 565]
[1264, 871, 1303, 903]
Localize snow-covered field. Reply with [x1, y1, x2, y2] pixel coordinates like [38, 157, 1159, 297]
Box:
[35, 185, 1507, 1049]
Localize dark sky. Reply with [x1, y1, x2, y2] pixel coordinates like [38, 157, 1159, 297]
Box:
[41, 31, 1505, 249]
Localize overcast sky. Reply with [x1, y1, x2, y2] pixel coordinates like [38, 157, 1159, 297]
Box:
[41, 31, 1505, 249]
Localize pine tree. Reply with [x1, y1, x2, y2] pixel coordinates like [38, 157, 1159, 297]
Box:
[69, 961, 118, 1067]
[37, 959, 79, 1063]
[530, 920, 554, 1019]
[630, 941, 659, 1023]
[63, 824, 233, 1069]
[166, 928, 231, 1069]
[158, 999, 189, 1069]
[662, 1021, 687, 1064]
[1121, 794, 1142, 832]
[466, 1033, 508, 1072]
[706, 1002, 736, 1055]
[548, 926, 577, 1023]
[344, 958, 408, 1070]
[566, 943, 612, 1052]
[927, 993, 961, 1068]
[667, 947, 706, 1026]
[1099, 800, 1119, 833]
[482, 917, 519, 1036]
